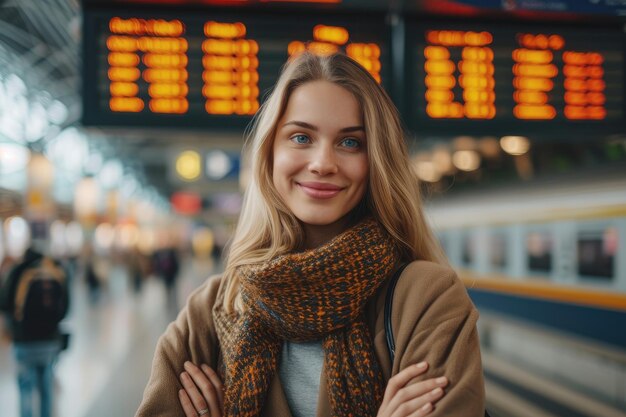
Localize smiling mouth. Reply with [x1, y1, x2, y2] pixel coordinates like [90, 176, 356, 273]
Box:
[297, 182, 344, 199]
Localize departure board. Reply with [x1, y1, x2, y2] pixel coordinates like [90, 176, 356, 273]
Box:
[407, 23, 625, 136]
[82, 9, 390, 129]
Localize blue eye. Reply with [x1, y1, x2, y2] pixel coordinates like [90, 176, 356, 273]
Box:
[341, 138, 361, 149]
[291, 134, 310, 144]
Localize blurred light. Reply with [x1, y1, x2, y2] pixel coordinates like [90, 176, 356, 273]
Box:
[143, 53, 188, 68]
[452, 150, 481, 171]
[478, 137, 501, 159]
[47, 99, 68, 125]
[176, 150, 201, 181]
[424, 46, 450, 60]
[313, 25, 349, 45]
[4, 216, 30, 259]
[98, 159, 124, 189]
[201, 39, 258, 55]
[171, 191, 202, 215]
[148, 83, 188, 98]
[192, 227, 214, 259]
[205, 150, 232, 180]
[513, 104, 556, 120]
[74, 177, 101, 221]
[108, 67, 141, 82]
[25, 102, 50, 142]
[500, 136, 531, 155]
[50, 220, 67, 258]
[46, 127, 90, 174]
[426, 30, 492, 46]
[307, 42, 339, 56]
[120, 175, 140, 198]
[85, 151, 104, 176]
[115, 223, 139, 249]
[149, 98, 189, 114]
[432, 147, 454, 174]
[109, 17, 184, 37]
[110, 97, 144, 112]
[65, 221, 84, 256]
[204, 21, 246, 39]
[137, 228, 156, 255]
[108, 51, 140, 67]
[0, 74, 29, 143]
[136, 37, 188, 53]
[28, 153, 54, 188]
[453, 136, 477, 151]
[94, 222, 114, 252]
[0, 143, 30, 174]
[512, 49, 553, 64]
[413, 160, 441, 183]
[110, 82, 139, 97]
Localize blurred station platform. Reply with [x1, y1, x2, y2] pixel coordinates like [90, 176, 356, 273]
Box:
[2, 0, 626, 416]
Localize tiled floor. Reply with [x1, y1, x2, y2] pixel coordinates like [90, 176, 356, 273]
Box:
[0, 256, 217, 417]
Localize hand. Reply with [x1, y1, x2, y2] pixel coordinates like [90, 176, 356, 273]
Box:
[377, 362, 448, 417]
[178, 361, 224, 417]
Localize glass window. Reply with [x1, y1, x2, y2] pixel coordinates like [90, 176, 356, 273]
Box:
[577, 228, 617, 280]
[526, 231, 552, 273]
[489, 232, 507, 269]
[461, 231, 474, 267]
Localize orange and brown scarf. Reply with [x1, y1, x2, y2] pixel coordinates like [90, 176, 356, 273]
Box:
[213, 218, 400, 416]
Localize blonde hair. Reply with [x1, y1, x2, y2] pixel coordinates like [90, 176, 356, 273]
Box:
[222, 52, 447, 312]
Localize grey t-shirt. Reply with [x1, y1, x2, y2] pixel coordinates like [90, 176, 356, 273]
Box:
[278, 340, 324, 417]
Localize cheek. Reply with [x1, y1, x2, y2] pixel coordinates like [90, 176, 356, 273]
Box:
[272, 147, 294, 189]
[351, 157, 369, 192]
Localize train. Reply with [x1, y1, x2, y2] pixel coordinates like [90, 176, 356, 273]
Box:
[426, 170, 626, 415]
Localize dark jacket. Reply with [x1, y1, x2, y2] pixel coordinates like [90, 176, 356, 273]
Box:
[0, 248, 69, 342]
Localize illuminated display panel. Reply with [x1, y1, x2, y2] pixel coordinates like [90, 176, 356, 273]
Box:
[409, 23, 624, 135]
[83, 9, 390, 128]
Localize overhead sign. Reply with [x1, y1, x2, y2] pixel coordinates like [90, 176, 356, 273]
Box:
[82, 8, 390, 129]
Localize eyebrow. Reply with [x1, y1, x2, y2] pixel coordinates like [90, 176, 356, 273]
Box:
[282, 120, 365, 133]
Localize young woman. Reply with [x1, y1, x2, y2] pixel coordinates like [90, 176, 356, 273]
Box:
[136, 52, 485, 417]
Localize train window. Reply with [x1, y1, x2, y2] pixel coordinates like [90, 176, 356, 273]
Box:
[461, 231, 474, 267]
[526, 231, 552, 273]
[577, 228, 617, 280]
[489, 232, 507, 269]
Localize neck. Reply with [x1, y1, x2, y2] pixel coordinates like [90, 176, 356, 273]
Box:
[301, 214, 355, 250]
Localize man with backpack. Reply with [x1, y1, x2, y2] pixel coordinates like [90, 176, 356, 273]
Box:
[0, 246, 70, 417]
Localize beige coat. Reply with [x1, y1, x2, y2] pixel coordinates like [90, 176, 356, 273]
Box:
[136, 261, 485, 416]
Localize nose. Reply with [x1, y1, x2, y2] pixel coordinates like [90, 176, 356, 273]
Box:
[308, 142, 338, 176]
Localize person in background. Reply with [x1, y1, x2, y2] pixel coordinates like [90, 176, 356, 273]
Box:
[0, 241, 70, 417]
[153, 243, 181, 313]
[137, 52, 486, 417]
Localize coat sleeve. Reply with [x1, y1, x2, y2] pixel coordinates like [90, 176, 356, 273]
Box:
[135, 275, 222, 417]
[392, 261, 485, 416]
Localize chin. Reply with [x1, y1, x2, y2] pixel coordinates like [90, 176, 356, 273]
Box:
[295, 211, 346, 227]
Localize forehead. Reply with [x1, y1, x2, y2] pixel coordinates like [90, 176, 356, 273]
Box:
[280, 80, 362, 128]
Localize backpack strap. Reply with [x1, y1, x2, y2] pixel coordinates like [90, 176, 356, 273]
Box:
[384, 262, 492, 417]
[384, 263, 409, 364]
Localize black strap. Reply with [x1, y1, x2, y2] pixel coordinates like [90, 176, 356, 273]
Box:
[384, 263, 409, 364]
[383, 263, 492, 417]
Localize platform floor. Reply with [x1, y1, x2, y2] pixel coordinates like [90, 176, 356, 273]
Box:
[0, 256, 217, 417]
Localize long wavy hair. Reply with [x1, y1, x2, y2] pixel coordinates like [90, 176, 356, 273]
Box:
[222, 52, 447, 312]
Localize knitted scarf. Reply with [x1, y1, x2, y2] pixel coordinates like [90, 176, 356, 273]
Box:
[213, 218, 400, 417]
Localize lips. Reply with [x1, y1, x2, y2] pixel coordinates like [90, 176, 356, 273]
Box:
[297, 181, 344, 199]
